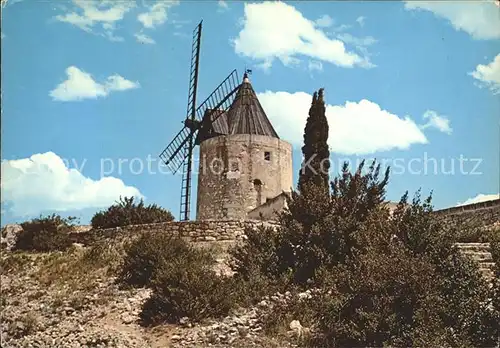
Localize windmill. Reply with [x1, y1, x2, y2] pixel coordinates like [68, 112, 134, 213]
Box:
[159, 20, 241, 221]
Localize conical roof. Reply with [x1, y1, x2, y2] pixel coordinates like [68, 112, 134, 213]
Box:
[224, 73, 279, 138]
[196, 73, 279, 143]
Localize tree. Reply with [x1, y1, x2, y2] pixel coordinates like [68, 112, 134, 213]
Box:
[274, 89, 333, 284]
[298, 88, 330, 194]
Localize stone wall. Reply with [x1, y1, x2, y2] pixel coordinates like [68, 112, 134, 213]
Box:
[196, 134, 293, 220]
[5, 199, 497, 254]
[434, 199, 500, 229]
[72, 199, 498, 246]
[70, 219, 279, 247]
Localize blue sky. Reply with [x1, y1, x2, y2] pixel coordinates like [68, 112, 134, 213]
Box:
[1, 0, 499, 225]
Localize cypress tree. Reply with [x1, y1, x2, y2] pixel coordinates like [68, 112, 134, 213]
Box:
[298, 88, 330, 194]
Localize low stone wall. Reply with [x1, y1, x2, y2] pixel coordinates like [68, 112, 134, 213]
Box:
[69, 220, 280, 276]
[71, 219, 279, 246]
[4, 199, 498, 253]
[435, 198, 499, 214]
[434, 199, 500, 229]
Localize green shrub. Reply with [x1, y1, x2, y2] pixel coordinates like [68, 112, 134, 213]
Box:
[260, 292, 318, 340]
[231, 271, 292, 308]
[119, 232, 237, 326]
[140, 264, 235, 325]
[118, 233, 212, 288]
[15, 214, 75, 252]
[491, 238, 500, 276]
[230, 224, 300, 307]
[230, 225, 284, 281]
[490, 239, 500, 332]
[228, 88, 498, 346]
[306, 193, 498, 347]
[91, 196, 174, 229]
[231, 161, 499, 347]
[231, 161, 391, 287]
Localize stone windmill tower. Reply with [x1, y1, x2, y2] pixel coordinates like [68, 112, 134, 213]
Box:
[158, 22, 293, 221]
[196, 72, 293, 220]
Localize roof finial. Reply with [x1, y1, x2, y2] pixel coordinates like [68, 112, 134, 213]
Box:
[243, 68, 252, 83]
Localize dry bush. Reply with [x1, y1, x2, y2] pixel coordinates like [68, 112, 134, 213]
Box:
[7, 312, 39, 339]
[0, 253, 31, 275]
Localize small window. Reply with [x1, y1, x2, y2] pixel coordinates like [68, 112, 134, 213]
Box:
[216, 146, 224, 159]
[254, 179, 263, 206]
[264, 151, 271, 161]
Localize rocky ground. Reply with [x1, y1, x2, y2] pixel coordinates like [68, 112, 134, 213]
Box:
[0, 247, 304, 348]
[2, 222, 496, 348]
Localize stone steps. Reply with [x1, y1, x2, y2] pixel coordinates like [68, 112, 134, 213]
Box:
[478, 262, 496, 269]
[455, 242, 490, 251]
[460, 251, 493, 262]
[455, 242, 496, 280]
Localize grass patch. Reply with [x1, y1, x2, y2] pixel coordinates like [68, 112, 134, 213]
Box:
[33, 241, 124, 294]
[0, 252, 32, 275]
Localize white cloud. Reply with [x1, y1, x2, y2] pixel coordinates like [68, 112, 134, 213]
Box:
[171, 19, 191, 28]
[56, 12, 93, 32]
[105, 75, 140, 91]
[134, 32, 156, 44]
[356, 16, 365, 27]
[0, 152, 142, 217]
[257, 91, 429, 154]
[421, 110, 452, 135]
[404, 2, 500, 40]
[457, 193, 500, 206]
[218, 0, 229, 11]
[233, 2, 372, 70]
[469, 54, 500, 95]
[315, 14, 334, 28]
[55, 0, 134, 40]
[173, 31, 190, 39]
[308, 60, 323, 72]
[102, 22, 113, 31]
[331, 24, 351, 33]
[336, 33, 377, 47]
[138, 1, 178, 29]
[49, 66, 139, 102]
[103, 29, 124, 42]
[256, 59, 273, 73]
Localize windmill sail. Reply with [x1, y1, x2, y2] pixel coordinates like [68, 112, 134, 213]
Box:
[159, 21, 203, 176]
[158, 20, 242, 221]
[195, 69, 240, 143]
[180, 21, 203, 221]
[159, 125, 193, 173]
